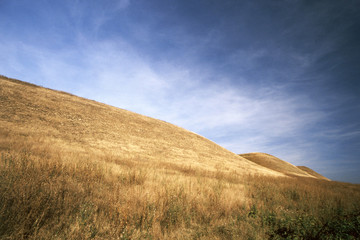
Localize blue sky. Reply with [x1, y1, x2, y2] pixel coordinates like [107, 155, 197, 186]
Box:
[1, 0, 359, 183]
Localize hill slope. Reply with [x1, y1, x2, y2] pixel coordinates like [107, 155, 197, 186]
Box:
[0, 76, 282, 177]
[297, 166, 330, 181]
[239, 152, 328, 179]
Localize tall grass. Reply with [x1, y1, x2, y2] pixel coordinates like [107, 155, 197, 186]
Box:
[1, 148, 359, 239]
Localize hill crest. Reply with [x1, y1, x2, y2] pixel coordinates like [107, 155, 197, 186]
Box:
[0, 75, 329, 180]
[0, 76, 283, 177]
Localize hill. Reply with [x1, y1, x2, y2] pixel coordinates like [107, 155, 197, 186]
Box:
[297, 166, 330, 181]
[0, 76, 281, 177]
[239, 152, 328, 179]
[1, 75, 359, 240]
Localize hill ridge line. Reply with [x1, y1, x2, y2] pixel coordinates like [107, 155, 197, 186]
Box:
[1, 75, 286, 177]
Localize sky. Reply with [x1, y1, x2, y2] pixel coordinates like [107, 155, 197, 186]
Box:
[1, 0, 359, 183]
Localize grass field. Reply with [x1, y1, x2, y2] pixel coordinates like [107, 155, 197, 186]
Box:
[1, 144, 359, 239]
[1, 75, 360, 239]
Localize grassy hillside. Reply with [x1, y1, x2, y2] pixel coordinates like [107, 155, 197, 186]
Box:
[1, 76, 359, 239]
[297, 166, 330, 181]
[0, 76, 281, 177]
[239, 152, 327, 179]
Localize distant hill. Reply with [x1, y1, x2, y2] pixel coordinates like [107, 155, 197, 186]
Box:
[297, 166, 330, 181]
[0, 75, 282, 177]
[239, 152, 329, 180]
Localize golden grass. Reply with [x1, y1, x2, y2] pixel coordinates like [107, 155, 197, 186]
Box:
[0, 140, 248, 239]
[1, 75, 359, 239]
[1, 144, 359, 239]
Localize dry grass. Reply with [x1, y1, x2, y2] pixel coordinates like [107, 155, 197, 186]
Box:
[1, 75, 359, 239]
[0, 140, 249, 239]
[1, 145, 359, 239]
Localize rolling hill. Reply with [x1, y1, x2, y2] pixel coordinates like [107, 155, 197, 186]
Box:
[239, 152, 329, 180]
[297, 165, 330, 181]
[3, 75, 356, 240]
[0, 75, 282, 177]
